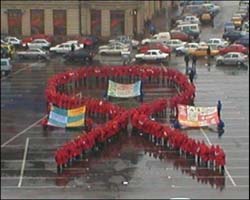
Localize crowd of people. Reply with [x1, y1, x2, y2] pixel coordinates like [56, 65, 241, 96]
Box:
[44, 65, 225, 174]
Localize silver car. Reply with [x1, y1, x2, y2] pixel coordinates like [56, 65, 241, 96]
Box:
[17, 48, 50, 60]
[216, 52, 248, 66]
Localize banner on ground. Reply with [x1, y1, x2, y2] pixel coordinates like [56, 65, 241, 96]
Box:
[47, 105, 86, 128]
[107, 80, 141, 98]
[177, 104, 219, 127]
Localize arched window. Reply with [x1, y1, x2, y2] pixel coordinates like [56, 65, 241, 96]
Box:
[7, 9, 22, 36]
[30, 9, 44, 35]
[110, 10, 124, 36]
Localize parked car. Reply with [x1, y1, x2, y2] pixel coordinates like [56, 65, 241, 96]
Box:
[63, 49, 95, 63]
[231, 14, 243, 29]
[17, 48, 50, 60]
[138, 43, 172, 55]
[175, 23, 201, 39]
[49, 42, 82, 54]
[175, 42, 199, 55]
[22, 34, 53, 47]
[224, 22, 235, 33]
[218, 44, 248, 55]
[170, 30, 192, 42]
[235, 35, 249, 47]
[27, 39, 51, 50]
[176, 15, 201, 25]
[64, 40, 84, 48]
[239, 0, 249, 6]
[207, 38, 229, 49]
[216, 52, 248, 66]
[190, 46, 219, 57]
[99, 42, 129, 50]
[109, 35, 139, 48]
[202, 3, 221, 15]
[141, 32, 171, 45]
[98, 43, 129, 55]
[1, 58, 12, 76]
[165, 39, 186, 51]
[4, 36, 21, 47]
[222, 30, 247, 43]
[135, 49, 169, 64]
[242, 21, 249, 32]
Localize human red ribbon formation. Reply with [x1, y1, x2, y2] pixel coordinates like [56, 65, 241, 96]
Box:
[45, 65, 226, 173]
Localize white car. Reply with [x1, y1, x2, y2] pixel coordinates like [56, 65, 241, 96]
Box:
[141, 32, 171, 45]
[175, 42, 199, 55]
[17, 48, 49, 60]
[165, 39, 187, 51]
[27, 39, 51, 49]
[64, 40, 84, 48]
[216, 52, 248, 66]
[49, 42, 82, 54]
[4, 36, 21, 46]
[98, 44, 129, 55]
[135, 49, 169, 63]
[207, 38, 229, 49]
[99, 42, 129, 50]
[109, 35, 139, 48]
[176, 15, 201, 25]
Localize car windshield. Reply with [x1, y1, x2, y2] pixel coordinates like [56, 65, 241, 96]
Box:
[1, 60, 8, 65]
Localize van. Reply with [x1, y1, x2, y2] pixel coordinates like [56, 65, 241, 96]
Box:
[175, 23, 201, 40]
[141, 32, 170, 45]
[1, 58, 12, 76]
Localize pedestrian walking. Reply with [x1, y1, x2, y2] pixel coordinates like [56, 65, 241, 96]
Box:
[217, 100, 222, 119]
[211, 14, 214, 27]
[217, 119, 225, 138]
[184, 54, 190, 74]
[207, 46, 211, 57]
[189, 68, 195, 84]
[191, 55, 197, 74]
[71, 43, 75, 52]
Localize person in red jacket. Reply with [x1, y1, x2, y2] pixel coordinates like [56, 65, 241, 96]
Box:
[209, 144, 216, 169]
[215, 145, 225, 173]
[55, 149, 64, 173]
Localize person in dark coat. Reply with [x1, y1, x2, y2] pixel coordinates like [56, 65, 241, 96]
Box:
[71, 43, 75, 52]
[184, 54, 190, 74]
[217, 100, 222, 119]
[189, 68, 195, 84]
[192, 55, 197, 69]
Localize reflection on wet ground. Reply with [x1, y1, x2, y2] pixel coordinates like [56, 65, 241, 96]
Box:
[54, 134, 225, 191]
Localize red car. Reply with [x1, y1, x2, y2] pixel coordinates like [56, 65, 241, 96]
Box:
[170, 31, 192, 42]
[218, 44, 248, 55]
[138, 43, 172, 55]
[21, 34, 53, 47]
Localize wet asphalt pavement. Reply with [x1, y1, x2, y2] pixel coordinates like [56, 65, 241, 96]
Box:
[1, 1, 249, 199]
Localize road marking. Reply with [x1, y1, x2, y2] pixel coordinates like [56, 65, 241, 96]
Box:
[1, 115, 47, 148]
[17, 137, 29, 188]
[1, 65, 32, 81]
[200, 128, 237, 187]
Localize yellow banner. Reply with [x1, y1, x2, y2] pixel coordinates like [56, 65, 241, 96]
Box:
[67, 119, 84, 127]
[68, 106, 86, 117]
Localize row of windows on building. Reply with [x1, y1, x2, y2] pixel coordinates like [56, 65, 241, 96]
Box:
[7, 9, 125, 36]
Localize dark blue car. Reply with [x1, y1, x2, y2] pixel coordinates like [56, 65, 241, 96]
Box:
[222, 30, 247, 43]
[235, 35, 249, 47]
[224, 22, 235, 32]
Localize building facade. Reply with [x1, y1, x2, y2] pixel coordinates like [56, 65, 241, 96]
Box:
[1, 0, 170, 38]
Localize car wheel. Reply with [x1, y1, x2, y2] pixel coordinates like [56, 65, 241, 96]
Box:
[101, 52, 107, 56]
[85, 56, 92, 63]
[236, 61, 242, 66]
[217, 60, 223, 65]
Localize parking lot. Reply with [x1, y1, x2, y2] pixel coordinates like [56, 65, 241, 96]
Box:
[1, 1, 249, 199]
